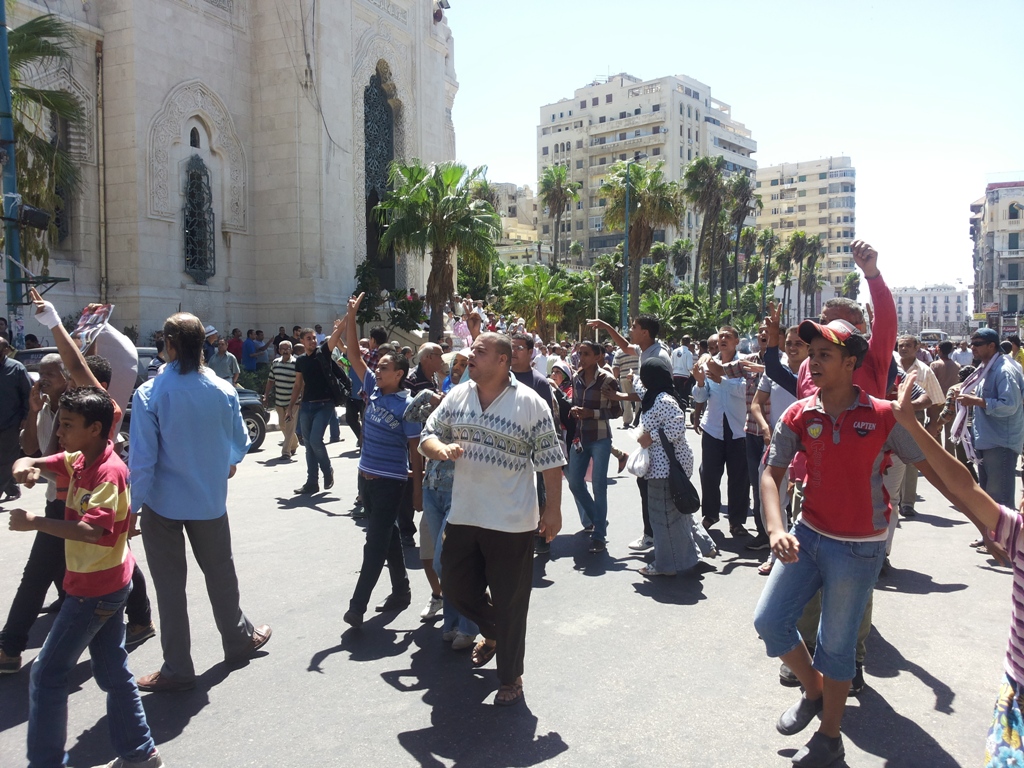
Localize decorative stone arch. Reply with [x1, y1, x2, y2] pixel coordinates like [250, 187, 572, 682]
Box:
[23, 62, 95, 165]
[148, 79, 247, 233]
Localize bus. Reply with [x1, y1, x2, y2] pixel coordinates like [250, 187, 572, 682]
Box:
[920, 329, 949, 345]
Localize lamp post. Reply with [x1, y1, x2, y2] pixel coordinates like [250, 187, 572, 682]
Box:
[620, 152, 647, 332]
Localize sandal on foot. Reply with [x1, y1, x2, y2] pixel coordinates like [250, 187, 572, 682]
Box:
[758, 560, 774, 576]
[471, 639, 497, 666]
[970, 538, 985, 548]
[494, 680, 524, 707]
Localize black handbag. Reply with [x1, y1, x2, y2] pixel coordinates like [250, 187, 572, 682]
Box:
[658, 427, 701, 516]
[316, 346, 350, 406]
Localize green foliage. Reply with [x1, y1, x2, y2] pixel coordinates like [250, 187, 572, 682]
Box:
[639, 261, 674, 296]
[238, 368, 269, 394]
[842, 271, 861, 300]
[503, 265, 572, 339]
[61, 310, 79, 334]
[537, 164, 581, 269]
[353, 258, 383, 327]
[121, 325, 139, 344]
[382, 291, 427, 335]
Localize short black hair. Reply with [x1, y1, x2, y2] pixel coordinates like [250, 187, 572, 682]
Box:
[938, 340, 954, 356]
[511, 332, 534, 351]
[85, 354, 112, 386]
[369, 326, 388, 346]
[59, 386, 114, 440]
[24, 333, 38, 344]
[246, 329, 255, 338]
[634, 314, 660, 339]
[1010, 335, 1022, 347]
[154, 339, 165, 354]
[579, 339, 603, 355]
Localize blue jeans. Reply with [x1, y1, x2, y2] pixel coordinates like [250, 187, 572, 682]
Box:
[978, 446, 1020, 508]
[422, 486, 478, 637]
[752, 522, 886, 681]
[566, 437, 613, 541]
[299, 400, 334, 485]
[28, 584, 155, 768]
[329, 409, 341, 442]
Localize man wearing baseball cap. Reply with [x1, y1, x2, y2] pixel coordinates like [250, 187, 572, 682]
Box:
[754, 318, 957, 767]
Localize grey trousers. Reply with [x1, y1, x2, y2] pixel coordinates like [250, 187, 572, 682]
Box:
[141, 505, 254, 682]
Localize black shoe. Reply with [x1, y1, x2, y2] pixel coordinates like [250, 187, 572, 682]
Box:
[329, 436, 342, 444]
[900, 505, 917, 518]
[534, 538, 551, 555]
[879, 556, 892, 577]
[294, 483, 319, 495]
[849, 662, 865, 696]
[745, 534, 770, 551]
[401, 534, 416, 548]
[375, 591, 412, 613]
[730, 525, 749, 538]
[323, 470, 335, 490]
[792, 732, 844, 767]
[3, 485, 20, 501]
[350, 507, 367, 520]
[776, 693, 823, 736]
[588, 538, 607, 553]
[343, 610, 363, 628]
[779, 661, 801, 688]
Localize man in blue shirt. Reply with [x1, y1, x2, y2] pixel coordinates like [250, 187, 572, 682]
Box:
[130, 312, 271, 692]
[241, 329, 259, 373]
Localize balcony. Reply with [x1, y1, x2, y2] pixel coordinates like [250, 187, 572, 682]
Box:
[1001, 280, 1024, 289]
[998, 249, 1024, 259]
[587, 110, 666, 135]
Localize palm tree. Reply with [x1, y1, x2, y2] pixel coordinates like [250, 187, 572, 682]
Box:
[803, 235, 824, 317]
[568, 239, 584, 266]
[470, 177, 500, 211]
[682, 155, 726, 290]
[726, 174, 762, 309]
[775, 241, 794, 324]
[9, 14, 85, 269]
[757, 228, 780, 316]
[591, 252, 623, 294]
[640, 260, 675, 296]
[504, 265, 572, 339]
[600, 160, 686, 320]
[842, 270, 861, 300]
[788, 231, 808, 325]
[668, 237, 694, 281]
[376, 160, 501, 340]
[740, 227, 759, 284]
[537, 164, 580, 270]
[640, 290, 689, 340]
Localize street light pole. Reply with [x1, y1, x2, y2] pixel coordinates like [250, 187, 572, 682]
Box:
[620, 152, 646, 333]
[1, 1, 24, 348]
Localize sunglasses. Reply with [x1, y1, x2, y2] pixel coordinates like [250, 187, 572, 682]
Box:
[970, 340, 991, 347]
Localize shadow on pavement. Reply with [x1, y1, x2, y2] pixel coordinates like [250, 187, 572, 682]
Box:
[273, 494, 344, 516]
[864, 627, 956, 715]
[382, 625, 569, 767]
[905, 511, 969, 529]
[875, 567, 968, 596]
[631, 572, 706, 606]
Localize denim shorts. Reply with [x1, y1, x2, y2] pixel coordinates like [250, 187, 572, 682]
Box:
[752, 521, 886, 681]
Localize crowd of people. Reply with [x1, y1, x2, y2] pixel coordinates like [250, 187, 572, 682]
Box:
[3, 238, 1024, 766]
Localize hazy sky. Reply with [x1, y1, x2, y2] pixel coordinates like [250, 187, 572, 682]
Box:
[447, 0, 1024, 293]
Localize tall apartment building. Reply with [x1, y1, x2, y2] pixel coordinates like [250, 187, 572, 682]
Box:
[536, 73, 756, 268]
[754, 157, 857, 301]
[892, 284, 969, 336]
[971, 181, 1024, 334]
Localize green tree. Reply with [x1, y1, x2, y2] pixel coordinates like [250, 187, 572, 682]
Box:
[568, 239, 584, 266]
[682, 155, 726, 292]
[726, 174, 762, 308]
[640, 290, 690, 341]
[803, 234, 824, 317]
[668, 237, 694, 281]
[9, 14, 85, 269]
[601, 160, 686, 320]
[563, 269, 619, 336]
[591, 252, 623, 294]
[679, 292, 730, 341]
[757, 228, 780, 315]
[376, 160, 501, 340]
[775, 240, 794, 325]
[537, 164, 580, 270]
[504, 265, 572, 340]
[842, 270, 861, 300]
[788, 231, 808, 326]
[640, 260, 674, 296]
[741, 227, 760, 285]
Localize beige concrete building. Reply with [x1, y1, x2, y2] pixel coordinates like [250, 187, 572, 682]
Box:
[893, 284, 969, 337]
[971, 181, 1024, 334]
[7, 0, 457, 340]
[536, 72, 756, 271]
[754, 157, 857, 303]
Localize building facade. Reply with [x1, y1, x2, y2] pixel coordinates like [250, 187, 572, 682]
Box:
[535, 72, 756, 270]
[971, 181, 1024, 334]
[892, 284, 970, 337]
[754, 157, 857, 298]
[9, 0, 457, 340]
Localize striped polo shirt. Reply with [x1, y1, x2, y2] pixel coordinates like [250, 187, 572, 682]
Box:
[993, 504, 1024, 684]
[40, 441, 134, 597]
[268, 357, 298, 408]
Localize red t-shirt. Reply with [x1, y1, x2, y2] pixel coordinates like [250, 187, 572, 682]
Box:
[227, 338, 243, 361]
[41, 441, 135, 597]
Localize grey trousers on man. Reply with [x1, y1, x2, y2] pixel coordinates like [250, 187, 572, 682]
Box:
[141, 505, 254, 682]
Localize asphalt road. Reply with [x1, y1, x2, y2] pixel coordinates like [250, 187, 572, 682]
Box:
[0, 418, 1012, 768]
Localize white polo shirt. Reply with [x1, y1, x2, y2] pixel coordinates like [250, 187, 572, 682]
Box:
[421, 374, 566, 533]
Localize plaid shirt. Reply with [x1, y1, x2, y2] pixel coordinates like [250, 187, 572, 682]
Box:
[571, 366, 623, 444]
[718, 352, 766, 436]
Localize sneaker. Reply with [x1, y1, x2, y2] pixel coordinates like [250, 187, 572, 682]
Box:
[92, 753, 165, 768]
[441, 627, 459, 642]
[420, 595, 443, 621]
[125, 622, 156, 648]
[534, 538, 551, 555]
[294, 482, 319, 495]
[779, 661, 801, 688]
[776, 693, 823, 736]
[900, 505, 916, 518]
[638, 565, 676, 577]
[451, 632, 477, 651]
[343, 610, 364, 628]
[745, 534, 770, 551]
[628, 534, 654, 551]
[849, 662, 865, 696]
[375, 591, 412, 613]
[588, 539, 607, 553]
[791, 732, 844, 767]
[0, 649, 22, 674]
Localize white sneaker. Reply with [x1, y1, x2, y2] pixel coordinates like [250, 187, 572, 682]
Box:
[92, 754, 164, 768]
[628, 534, 654, 551]
[420, 596, 443, 621]
[451, 632, 477, 650]
[441, 627, 459, 642]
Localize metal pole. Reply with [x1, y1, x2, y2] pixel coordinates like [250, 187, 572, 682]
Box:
[0, 3, 24, 348]
[621, 159, 632, 332]
[760, 254, 768, 318]
[594, 276, 599, 341]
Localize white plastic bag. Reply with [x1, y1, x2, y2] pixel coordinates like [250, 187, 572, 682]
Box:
[625, 446, 650, 478]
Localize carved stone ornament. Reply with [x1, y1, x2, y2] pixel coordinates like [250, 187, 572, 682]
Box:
[23, 63, 95, 165]
[148, 80, 247, 233]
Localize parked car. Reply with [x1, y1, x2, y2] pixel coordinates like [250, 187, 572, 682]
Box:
[14, 346, 269, 456]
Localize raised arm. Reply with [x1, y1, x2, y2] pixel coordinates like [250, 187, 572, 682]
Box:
[28, 289, 101, 390]
[345, 293, 368, 383]
[586, 318, 631, 355]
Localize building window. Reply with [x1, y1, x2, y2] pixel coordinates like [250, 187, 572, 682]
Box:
[183, 155, 215, 285]
[652, 103, 660, 112]
[819, 172, 827, 179]
[190, 127, 201, 148]
[1012, 204, 1022, 221]
[542, 224, 550, 234]
[1010, 232, 1020, 250]
[652, 147, 660, 156]
[798, 175, 806, 182]
[606, 94, 613, 103]
[576, 220, 583, 230]
[576, 140, 583, 149]
[599, 116, 606, 124]
[580, 100, 586, 109]
[1009, 295, 1019, 313]
[687, 149, 692, 161]
[619, 111, 627, 119]
[592, 97, 599, 106]
[542, 146, 549, 155]
[576, 159, 583, 169]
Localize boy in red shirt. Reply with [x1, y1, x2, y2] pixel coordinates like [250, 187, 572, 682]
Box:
[8, 386, 162, 768]
[753, 319, 955, 767]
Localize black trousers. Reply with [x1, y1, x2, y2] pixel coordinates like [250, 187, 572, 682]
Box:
[442, 524, 534, 685]
[349, 477, 409, 614]
[345, 398, 364, 442]
[399, 478, 417, 538]
[673, 375, 695, 409]
[638, 477, 653, 537]
[0, 499, 151, 656]
[699, 417, 749, 527]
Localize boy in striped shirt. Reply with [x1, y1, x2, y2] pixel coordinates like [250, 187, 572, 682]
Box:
[7, 386, 162, 768]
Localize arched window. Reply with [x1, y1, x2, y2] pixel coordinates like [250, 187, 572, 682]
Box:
[183, 154, 215, 284]
[190, 127, 201, 148]
[1010, 203, 1021, 220]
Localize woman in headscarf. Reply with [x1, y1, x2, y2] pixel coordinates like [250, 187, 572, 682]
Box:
[633, 357, 714, 575]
